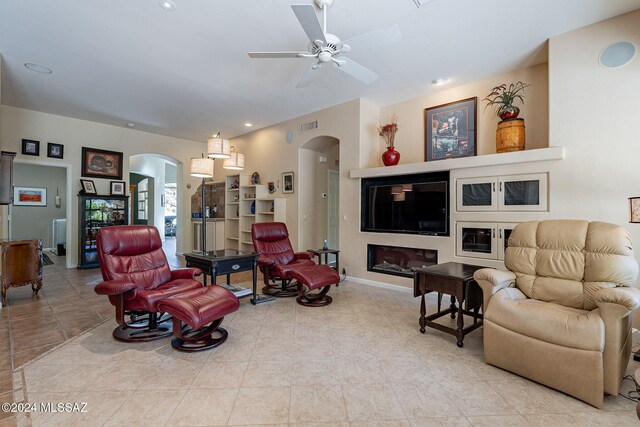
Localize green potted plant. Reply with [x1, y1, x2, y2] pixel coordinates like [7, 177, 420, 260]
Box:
[483, 81, 531, 120]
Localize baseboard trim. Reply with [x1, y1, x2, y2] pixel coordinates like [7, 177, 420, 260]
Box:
[344, 275, 412, 293]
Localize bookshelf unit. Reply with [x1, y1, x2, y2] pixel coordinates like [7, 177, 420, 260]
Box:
[224, 173, 248, 250]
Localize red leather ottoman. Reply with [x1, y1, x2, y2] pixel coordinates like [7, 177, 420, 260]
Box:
[157, 285, 240, 352]
[288, 265, 339, 307]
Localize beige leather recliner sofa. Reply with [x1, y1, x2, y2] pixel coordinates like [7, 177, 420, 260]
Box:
[474, 220, 640, 408]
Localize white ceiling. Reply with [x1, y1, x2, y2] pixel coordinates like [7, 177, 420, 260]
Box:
[1, 0, 638, 141]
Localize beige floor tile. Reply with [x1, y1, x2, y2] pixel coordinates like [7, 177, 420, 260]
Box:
[31, 390, 133, 427]
[241, 360, 292, 387]
[409, 418, 470, 427]
[342, 383, 406, 421]
[167, 388, 238, 426]
[206, 340, 256, 362]
[103, 389, 186, 426]
[392, 382, 462, 419]
[90, 363, 149, 391]
[440, 380, 517, 417]
[289, 385, 348, 423]
[572, 410, 639, 426]
[467, 414, 529, 426]
[28, 364, 114, 393]
[190, 360, 249, 389]
[524, 413, 583, 426]
[291, 359, 342, 386]
[351, 421, 412, 427]
[227, 386, 290, 425]
[138, 362, 202, 390]
[336, 358, 386, 385]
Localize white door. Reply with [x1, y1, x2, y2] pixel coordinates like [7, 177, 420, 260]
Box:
[327, 170, 340, 264]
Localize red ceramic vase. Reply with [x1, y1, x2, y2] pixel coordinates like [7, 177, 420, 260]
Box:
[499, 106, 520, 120]
[382, 146, 400, 166]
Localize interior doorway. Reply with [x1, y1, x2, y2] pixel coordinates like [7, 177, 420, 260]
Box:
[327, 169, 339, 264]
[129, 154, 181, 261]
[9, 160, 72, 268]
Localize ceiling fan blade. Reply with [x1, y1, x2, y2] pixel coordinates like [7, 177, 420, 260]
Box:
[248, 52, 305, 58]
[296, 64, 321, 88]
[291, 4, 327, 44]
[342, 24, 401, 52]
[334, 58, 378, 85]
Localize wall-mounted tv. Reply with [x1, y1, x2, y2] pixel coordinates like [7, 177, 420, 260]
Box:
[361, 171, 449, 236]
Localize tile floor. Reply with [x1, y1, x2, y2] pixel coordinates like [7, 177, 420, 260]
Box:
[4, 272, 640, 426]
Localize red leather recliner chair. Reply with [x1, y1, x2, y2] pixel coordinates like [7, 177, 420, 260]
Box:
[251, 222, 315, 297]
[94, 225, 203, 342]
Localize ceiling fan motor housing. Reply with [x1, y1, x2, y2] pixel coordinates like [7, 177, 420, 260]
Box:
[315, 0, 335, 8]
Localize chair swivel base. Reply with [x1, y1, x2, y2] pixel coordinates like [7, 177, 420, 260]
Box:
[297, 286, 333, 307]
[170, 317, 228, 352]
[262, 280, 298, 298]
[112, 312, 173, 342]
[289, 265, 339, 307]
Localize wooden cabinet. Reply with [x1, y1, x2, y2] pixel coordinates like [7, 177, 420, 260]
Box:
[78, 195, 129, 268]
[456, 173, 548, 212]
[1, 239, 43, 306]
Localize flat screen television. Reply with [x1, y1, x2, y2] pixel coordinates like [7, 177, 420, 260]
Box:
[361, 171, 449, 236]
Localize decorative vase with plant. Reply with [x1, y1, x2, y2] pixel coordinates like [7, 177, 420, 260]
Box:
[378, 117, 400, 166]
[483, 81, 531, 120]
[483, 81, 530, 153]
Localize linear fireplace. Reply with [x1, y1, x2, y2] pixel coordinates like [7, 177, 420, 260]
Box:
[367, 244, 437, 278]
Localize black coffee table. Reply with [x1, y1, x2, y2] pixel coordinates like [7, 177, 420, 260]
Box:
[184, 249, 274, 305]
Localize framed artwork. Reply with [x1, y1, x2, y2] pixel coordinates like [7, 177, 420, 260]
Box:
[110, 181, 126, 196]
[282, 172, 294, 194]
[47, 142, 64, 159]
[80, 179, 97, 195]
[424, 97, 477, 162]
[630, 197, 640, 223]
[13, 187, 47, 206]
[21, 139, 40, 156]
[81, 147, 123, 180]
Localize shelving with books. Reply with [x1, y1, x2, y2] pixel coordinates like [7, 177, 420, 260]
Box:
[224, 173, 249, 250]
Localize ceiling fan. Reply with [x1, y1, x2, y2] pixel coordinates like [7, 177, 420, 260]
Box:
[248, 0, 401, 88]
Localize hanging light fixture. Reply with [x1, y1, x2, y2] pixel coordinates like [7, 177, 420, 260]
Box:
[190, 154, 214, 256]
[207, 133, 231, 159]
[223, 146, 245, 170]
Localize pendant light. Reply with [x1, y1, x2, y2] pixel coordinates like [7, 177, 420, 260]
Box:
[223, 146, 245, 170]
[207, 133, 231, 159]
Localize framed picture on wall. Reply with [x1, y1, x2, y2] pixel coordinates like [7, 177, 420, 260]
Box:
[424, 97, 477, 162]
[630, 197, 640, 223]
[13, 187, 47, 206]
[21, 139, 40, 156]
[110, 181, 126, 196]
[81, 147, 123, 180]
[47, 142, 64, 159]
[80, 179, 97, 195]
[282, 172, 294, 194]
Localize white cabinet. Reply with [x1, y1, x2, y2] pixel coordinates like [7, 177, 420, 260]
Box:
[192, 220, 225, 253]
[456, 222, 518, 260]
[456, 173, 548, 212]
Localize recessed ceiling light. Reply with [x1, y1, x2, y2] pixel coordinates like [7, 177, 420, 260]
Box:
[244, 123, 253, 127]
[159, 0, 175, 11]
[24, 63, 52, 74]
[127, 123, 135, 128]
[431, 78, 448, 86]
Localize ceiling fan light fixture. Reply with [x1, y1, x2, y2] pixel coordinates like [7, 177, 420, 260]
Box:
[207, 134, 231, 159]
[413, 0, 434, 7]
[244, 123, 253, 127]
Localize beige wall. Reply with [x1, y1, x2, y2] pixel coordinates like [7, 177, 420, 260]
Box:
[0, 105, 205, 267]
[12, 163, 67, 247]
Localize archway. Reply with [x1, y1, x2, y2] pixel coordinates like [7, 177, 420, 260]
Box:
[298, 136, 340, 263]
[129, 153, 182, 262]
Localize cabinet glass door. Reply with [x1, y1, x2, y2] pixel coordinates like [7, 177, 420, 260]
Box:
[498, 223, 518, 260]
[456, 222, 497, 259]
[456, 177, 498, 211]
[498, 173, 548, 211]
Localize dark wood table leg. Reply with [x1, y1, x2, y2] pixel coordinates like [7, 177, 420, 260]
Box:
[437, 292, 442, 313]
[450, 295, 456, 319]
[419, 293, 427, 333]
[456, 297, 465, 347]
[252, 258, 257, 304]
[335, 252, 340, 286]
[226, 273, 231, 285]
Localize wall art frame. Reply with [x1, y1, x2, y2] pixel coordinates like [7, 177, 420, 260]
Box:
[425, 97, 477, 162]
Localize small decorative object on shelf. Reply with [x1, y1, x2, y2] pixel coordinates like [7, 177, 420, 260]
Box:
[378, 117, 400, 166]
[483, 82, 530, 153]
[251, 172, 260, 185]
[323, 238, 328, 251]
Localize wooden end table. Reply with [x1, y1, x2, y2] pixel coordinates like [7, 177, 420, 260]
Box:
[413, 262, 485, 347]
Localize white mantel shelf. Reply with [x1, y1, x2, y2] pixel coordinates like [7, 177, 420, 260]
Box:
[349, 147, 565, 179]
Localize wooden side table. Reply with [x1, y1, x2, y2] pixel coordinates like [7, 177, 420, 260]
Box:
[1, 239, 43, 306]
[413, 262, 485, 347]
[308, 248, 340, 286]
